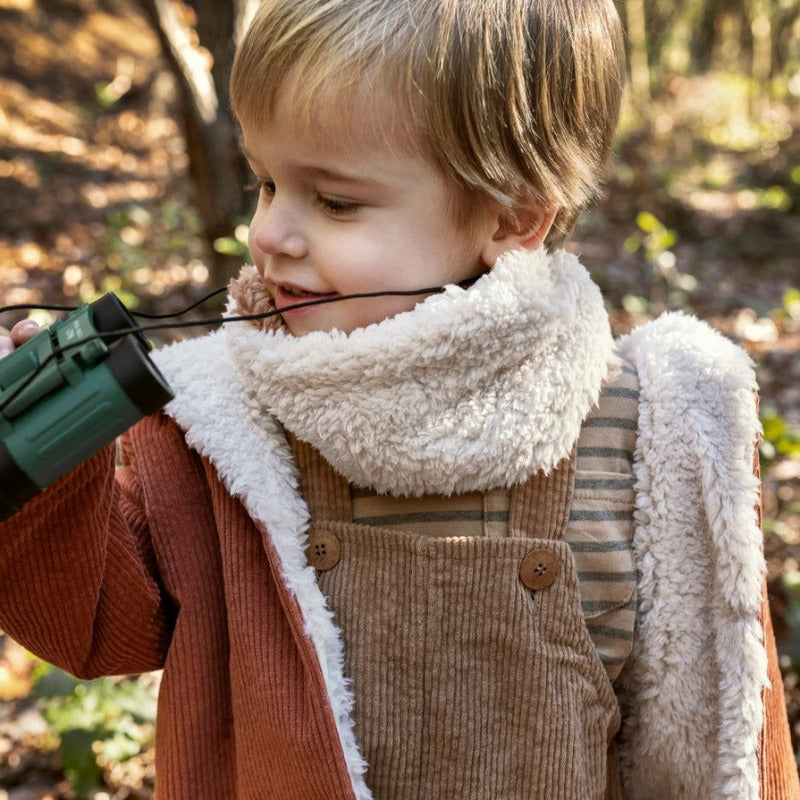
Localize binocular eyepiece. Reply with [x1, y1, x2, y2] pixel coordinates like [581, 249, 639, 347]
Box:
[0, 293, 174, 520]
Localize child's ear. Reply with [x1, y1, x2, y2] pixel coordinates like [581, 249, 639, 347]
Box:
[481, 207, 557, 266]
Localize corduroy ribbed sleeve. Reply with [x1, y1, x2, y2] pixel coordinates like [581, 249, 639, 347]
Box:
[0, 428, 173, 679]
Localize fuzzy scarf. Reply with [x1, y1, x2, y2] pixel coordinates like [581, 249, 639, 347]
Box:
[226, 248, 614, 496]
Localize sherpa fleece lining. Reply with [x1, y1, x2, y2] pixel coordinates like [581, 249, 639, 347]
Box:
[154, 249, 767, 800]
[616, 313, 766, 800]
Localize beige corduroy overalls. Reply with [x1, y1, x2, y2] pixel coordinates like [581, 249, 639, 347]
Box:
[289, 367, 638, 800]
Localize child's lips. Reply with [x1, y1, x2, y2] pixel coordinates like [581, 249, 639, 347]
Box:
[271, 283, 338, 314]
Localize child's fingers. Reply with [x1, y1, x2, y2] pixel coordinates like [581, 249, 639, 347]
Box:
[10, 319, 41, 347]
[0, 320, 43, 358]
[0, 319, 41, 358]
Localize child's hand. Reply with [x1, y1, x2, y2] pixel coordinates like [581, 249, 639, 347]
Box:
[0, 320, 42, 358]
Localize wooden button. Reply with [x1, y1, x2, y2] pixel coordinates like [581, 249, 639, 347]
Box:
[305, 528, 341, 571]
[519, 549, 560, 591]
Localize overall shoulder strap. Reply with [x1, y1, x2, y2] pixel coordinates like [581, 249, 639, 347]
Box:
[287, 431, 352, 523]
[509, 450, 577, 541]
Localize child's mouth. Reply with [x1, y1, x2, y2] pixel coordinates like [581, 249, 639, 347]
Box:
[283, 285, 317, 298]
[272, 283, 338, 314]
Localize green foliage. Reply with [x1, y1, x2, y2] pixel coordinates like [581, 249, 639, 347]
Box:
[31, 662, 156, 798]
[625, 211, 678, 263]
[622, 211, 696, 314]
[759, 406, 800, 466]
[213, 222, 251, 259]
[93, 59, 134, 111]
[771, 288, 800, 324]
[94, 82, 125, 110]
[780, 569, 800, 668]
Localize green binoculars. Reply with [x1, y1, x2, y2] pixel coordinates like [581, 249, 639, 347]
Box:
[0, 293, 174, 520]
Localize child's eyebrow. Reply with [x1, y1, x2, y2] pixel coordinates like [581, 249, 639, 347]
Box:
[299, 164, 384, 188]
[240, 147, 383, 188]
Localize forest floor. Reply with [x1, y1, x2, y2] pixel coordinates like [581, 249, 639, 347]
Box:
[1, 0, 800, 797]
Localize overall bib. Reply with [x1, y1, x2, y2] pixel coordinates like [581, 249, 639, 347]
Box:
[291, 425, 629, 799]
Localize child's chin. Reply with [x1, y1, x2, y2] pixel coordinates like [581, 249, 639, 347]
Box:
[283, 303, 411, 336]
[282, 316, 344, 337]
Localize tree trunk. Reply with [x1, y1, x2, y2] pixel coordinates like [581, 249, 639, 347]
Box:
[136, 0, 257, 288]
[625, 0, 651, 110]
[747, 0, 772, 119]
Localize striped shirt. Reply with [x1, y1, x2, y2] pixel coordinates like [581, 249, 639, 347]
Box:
[351, 358, 639, 682]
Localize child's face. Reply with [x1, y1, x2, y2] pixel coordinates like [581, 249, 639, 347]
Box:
[242, 83, 499, 336]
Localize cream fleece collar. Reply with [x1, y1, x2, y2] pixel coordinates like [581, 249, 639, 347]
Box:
[226, 247, 613, 496]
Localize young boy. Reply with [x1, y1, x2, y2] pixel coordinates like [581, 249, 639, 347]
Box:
[1, 0, 797, 798]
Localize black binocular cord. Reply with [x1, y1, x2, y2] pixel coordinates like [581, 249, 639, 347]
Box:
[0, 277, 479, 416]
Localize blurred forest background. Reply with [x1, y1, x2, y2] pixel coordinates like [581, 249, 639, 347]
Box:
[0, 0, 799, 797]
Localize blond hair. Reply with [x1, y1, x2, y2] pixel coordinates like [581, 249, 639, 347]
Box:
[231, 0, 625, 247]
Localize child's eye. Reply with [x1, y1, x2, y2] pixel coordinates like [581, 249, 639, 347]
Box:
[246, 179, 275, 197]
[317, 194, 360, 216]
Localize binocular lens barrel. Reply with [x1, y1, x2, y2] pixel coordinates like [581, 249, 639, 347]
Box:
[91, 292, 153, 352]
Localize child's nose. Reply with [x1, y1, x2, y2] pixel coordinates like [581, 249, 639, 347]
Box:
[249, 199, 307, 259]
